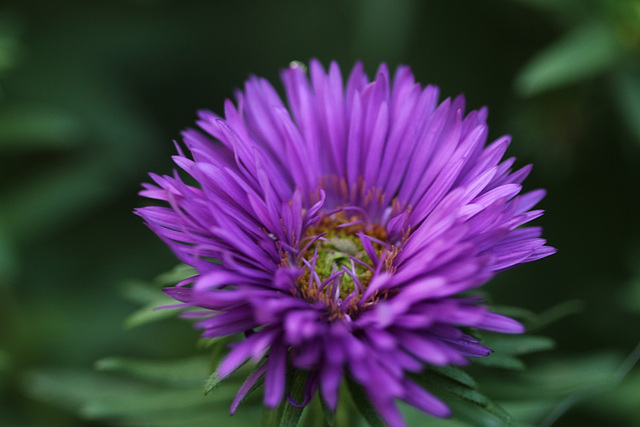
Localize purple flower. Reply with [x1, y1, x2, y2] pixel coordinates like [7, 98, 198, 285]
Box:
[136, 60, 555, 427]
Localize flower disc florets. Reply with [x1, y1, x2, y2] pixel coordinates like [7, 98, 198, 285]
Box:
[137, 60, 555, 427]
[294, 209, 394, 318]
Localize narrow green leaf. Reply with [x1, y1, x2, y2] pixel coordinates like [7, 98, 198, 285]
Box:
[489, 305, 537, 323]
[482, 335, 555, 356]
[2, 158, 117, 241]
[479, 352, 622, 401]
[154, 263, 198, 286]
[120, 280, 183, 328]
[232, 371, 265, 410]
[418, 374, 487, 406]
[428, 365, 478, 389]
[81, 388, 213, 418]
[0, 224, 18, 286]
[345, 376, 386, 427]
[0, 349, 11, 372]
[262, 404, 284, 427]
[0, 32, 21, 73]
[21, 369, 151, 413]
[125, 302, 182, 329]
[0, 105, 85, 149]
[203, 371, 222, 396]
[612, 68, 640, 144]
[509, 0, 587, 18]
[320, 397, 337, 427]
[261, 369, 309, 427]
[515, 21, 621, 96]
[472, 353, 526, 370]
[204, 337, 245, 396]
[120, 280, 166, 304]
[415, 371, 515, 426]
[529, 299, 584, 330]
[444, 394, 515, 427]
[281, 369, 309, 427]
[95, 356, 210, 388]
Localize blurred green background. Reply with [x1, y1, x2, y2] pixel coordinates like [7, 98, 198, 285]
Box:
[1, 0, 640, 426]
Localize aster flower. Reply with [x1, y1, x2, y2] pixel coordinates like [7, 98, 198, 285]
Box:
[136, 60, 555, 427]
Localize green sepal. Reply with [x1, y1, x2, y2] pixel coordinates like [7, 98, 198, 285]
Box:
[345, 376, 386, 427]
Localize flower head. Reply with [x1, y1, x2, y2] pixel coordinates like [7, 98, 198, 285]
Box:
[136, 60, 555, 427]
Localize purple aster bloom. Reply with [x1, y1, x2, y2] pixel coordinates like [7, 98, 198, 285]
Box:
[136, 60, 555, 427]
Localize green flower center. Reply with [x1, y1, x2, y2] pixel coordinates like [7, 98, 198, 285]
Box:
[297, 212, 388, 302]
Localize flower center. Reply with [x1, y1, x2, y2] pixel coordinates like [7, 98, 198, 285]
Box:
[295, 211, 391, 315]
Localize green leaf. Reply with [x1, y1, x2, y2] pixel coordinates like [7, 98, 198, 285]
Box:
[81, 388, 212, 418]
[203, 370, 223, 396]
[415, 371, 515, 426]
[95, 356, 210, 388]
[489, 305, 537, 323]
[479, 351, 623, 401]
[444, 394, 515, 427]
[482, 335, 555, 356]
[21, 368, 178, 415]
[0, 349, 11, 372]
[320, 397, 337, 427]
[515, 21, 621, 96]
[428, 365, 478, 389]
[421, 374, 488, 406]
[345, 376, 386, 427]
[125, 302, 182, 329]
[0, 105, 85, 150]
[282, 369, 309, 427]
[22, 367, 256, 426]
[0, 223, 17, 286]
[120, 280, 182, 328]
[154, 263, 198, 286]
[528, 300, 584, 330]
[263, 404, 284, 427]
[472, 353, 526, 370]
[261, 369, 309, 427]
[509, 0, 587, 19]
[612, 67, 640, 144]
[121, 280, 167, 304]
[500, 400, 558, 426]
[231, 370, 265, 411]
